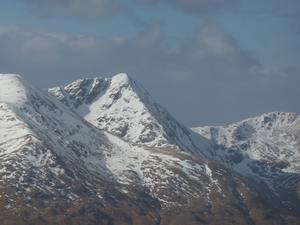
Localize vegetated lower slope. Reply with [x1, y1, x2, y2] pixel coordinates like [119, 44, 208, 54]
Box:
[0, 73, 299, 224]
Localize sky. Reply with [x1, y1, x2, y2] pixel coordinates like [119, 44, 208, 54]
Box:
[0, 0, 300, 126]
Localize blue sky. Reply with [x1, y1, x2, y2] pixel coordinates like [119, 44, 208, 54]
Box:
[0, 0, 300, 126]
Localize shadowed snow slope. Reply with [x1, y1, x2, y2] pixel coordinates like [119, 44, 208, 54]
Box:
[193, 112, 300, 209]
[192, 112, 300, 173]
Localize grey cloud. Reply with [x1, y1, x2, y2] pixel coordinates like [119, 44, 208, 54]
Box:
[178, 22, 260, 75]
[137, 0, 240, 14]
[0, 23, 298, 126]
[19, 0, 240, 18]
[18, 0, 124, 18]
[244, 0, 300, 34]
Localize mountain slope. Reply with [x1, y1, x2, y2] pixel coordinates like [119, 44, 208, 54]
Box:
[49, 73, 212, 155]
[0, 74, 164, 224]
[0, 74, 242, 224]
[192, 112, 300, 212]
[0, 74, 113, 196]
[192, 112, 300, 173]
[0, 74, 195, 203]
[1, 74, 300, 224]
[49, 73, 300, 222]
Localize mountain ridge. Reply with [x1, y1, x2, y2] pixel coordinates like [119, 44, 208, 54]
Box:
[0, 73, 299, 225]
[49, 73, 213, 156]
[192, 111, 300, 173]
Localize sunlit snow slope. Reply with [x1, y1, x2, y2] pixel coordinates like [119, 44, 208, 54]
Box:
[49, 73, 212, 155]
[0, 74, 220, 208]
[0, 74, 114, 199]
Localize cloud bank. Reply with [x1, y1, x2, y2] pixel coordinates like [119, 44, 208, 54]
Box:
[137, 0, 240, 13]
[19, 0, 240, 18]
[18, 0, 124, 18]
[0, 22, 298, 125]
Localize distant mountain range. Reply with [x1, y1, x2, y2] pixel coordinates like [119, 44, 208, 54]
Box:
[0, 73, 299, 225]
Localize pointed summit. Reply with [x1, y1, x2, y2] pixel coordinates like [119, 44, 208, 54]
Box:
[111, 73, 130, 83]
[49, 73, 212, 153]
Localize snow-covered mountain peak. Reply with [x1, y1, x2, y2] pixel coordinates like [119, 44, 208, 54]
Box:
[0, 74, 235, 217]
[0, 73, 22, 81]
[241, 112, 299, 130]
[49, 73, 212, 153]
[48, 73, 132, 109]
[111, 72, 130, 84]
[193, 112, 299, 141]
[0, 74, 28, 106]
[192, 111, 300, 174]
[1, 74, 300, 224]
[0, 74, 118, 197]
